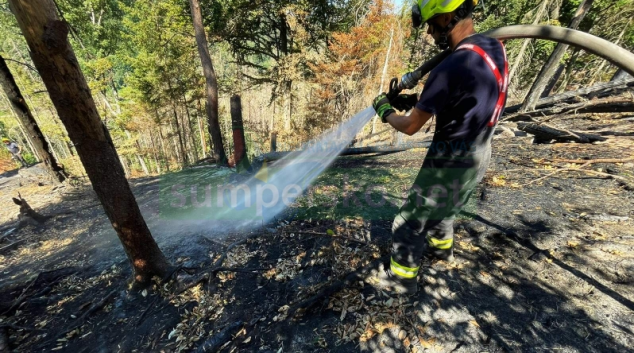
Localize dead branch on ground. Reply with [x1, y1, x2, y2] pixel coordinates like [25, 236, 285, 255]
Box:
[550, 157, 634, 164]
[527, 162, 633, 186]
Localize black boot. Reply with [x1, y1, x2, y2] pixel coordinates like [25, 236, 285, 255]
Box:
[365, 261, 418, 295]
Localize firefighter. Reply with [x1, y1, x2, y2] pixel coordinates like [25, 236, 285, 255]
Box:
[2, 137, 29, 168]
[369, 0, 508, 294]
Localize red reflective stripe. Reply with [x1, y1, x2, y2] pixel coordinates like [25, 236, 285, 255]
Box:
[456, 41, 508, 127]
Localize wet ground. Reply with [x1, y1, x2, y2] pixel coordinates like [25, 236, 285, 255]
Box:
[0, 130, 633, 352]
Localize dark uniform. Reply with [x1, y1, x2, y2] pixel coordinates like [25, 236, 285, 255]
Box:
[390, 34, 508, 279]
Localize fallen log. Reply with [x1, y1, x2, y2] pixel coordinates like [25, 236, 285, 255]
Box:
[517, 122, 607, 143]
[504, 98, 634, 122]
[259, 142, 432, 161]
[505, 78, 634, 114]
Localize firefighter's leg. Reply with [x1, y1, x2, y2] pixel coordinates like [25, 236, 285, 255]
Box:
[365, 184, 436, 294]
[424, 216, 456, 261]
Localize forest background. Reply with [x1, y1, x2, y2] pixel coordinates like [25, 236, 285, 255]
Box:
[1, 0, 633, 176]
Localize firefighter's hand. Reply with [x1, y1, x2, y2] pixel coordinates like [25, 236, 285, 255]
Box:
[390, 94, 418, 112]
[372, 93, 396, 123]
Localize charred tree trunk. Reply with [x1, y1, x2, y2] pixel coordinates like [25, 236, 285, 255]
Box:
[189, 0, 227, 165]
[9, 0, 170, 285]
[520, 0, 594, 112]
[0, 55, 66, 183]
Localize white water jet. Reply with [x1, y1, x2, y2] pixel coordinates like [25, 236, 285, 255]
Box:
[159, 107, 375, 240]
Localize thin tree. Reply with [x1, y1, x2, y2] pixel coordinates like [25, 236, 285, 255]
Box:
[520, 0, 595, 112]
[188, 0, 227, 165]
[0, 55, 67, 183]
[9, 0, 170, 285]
[508, 0, 550, 83]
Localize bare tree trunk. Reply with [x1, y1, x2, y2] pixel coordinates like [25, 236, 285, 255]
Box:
[230, 95, 250, 172]
[372, 27, 394, 134]
[170, 102, 187, 166]
[588, 19, 631, 86]
[196, 104, 207, 158]
[181, 95, 199, 161]
[137, 155, 149, 176]
[0, 90, 39, 160]
[148, 132, 161, 174]
[120, 153, 130, 178]
[158, 126, 170, 172]
[0, 55, 66, 182]
[541, 64, 565, 98]
[188, 0, 227, 165]
[520, 0, 595, 112]
[508, 0, 550, 83]
[9, 0, 170, 285]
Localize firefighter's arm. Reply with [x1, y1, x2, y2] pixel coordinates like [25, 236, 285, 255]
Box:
[385, 107, 433, 136]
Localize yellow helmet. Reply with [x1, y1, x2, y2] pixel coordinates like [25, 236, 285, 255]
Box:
[412, 0, 478, 28]
[2, 138, 10, 143]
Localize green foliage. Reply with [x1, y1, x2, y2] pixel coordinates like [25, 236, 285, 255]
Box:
[1, 0, 633, 177]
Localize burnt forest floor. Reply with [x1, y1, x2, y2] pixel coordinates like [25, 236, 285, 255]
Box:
[0, 123, 633, 353]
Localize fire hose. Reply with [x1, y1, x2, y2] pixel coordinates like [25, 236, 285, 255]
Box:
[387, 25, 634, 99]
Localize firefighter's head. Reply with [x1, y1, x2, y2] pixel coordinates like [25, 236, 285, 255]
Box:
[412, 0, 478, 49]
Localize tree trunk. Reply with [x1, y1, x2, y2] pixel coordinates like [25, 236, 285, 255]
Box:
[182, 95, 199, 161]
[372, 27, 394, 135]
[283, 80, 292, 131]
[170, 102, 187, 166]
[541, 64, 565, 98]
[230, 95, 250, 172]
[158, 126, 170, 172]
[508, 0, 550, 83]
[0, 55, 66, 183]
[188, 0, 227, 165]
[9, 0, 170, 285]
[0, 91, 40, 160]
[196, 104, 207, 158]
[520, 0, 594, 112]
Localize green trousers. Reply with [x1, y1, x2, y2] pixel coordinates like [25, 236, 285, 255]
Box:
[389, 140, 492, 279]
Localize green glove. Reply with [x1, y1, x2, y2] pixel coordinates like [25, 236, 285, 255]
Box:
[391, 94, 418, 112]
[372, 93, 395, 123]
